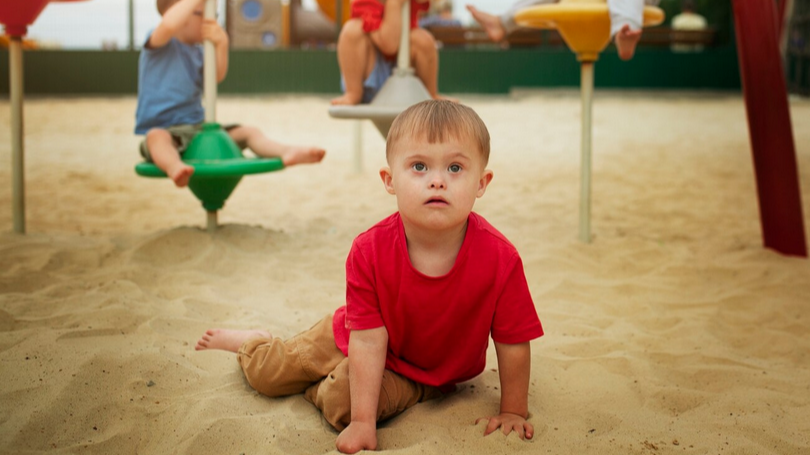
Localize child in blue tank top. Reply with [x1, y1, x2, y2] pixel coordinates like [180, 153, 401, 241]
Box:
[136, 0, 326, 187]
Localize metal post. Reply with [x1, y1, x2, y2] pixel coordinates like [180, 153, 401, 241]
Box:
[353, 120, 363, 174]
[11, 37, 25, 234]
[207, 211, 217, 233]
[203, 0, 218, 232]
[397, 1, 410, 71]
[335, 0, 343, 38]
[129, 0, 135, 50]
[204, 0, 217, 123]
[579, 61, 594, 243]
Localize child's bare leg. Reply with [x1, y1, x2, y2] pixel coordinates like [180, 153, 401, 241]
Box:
[411, 29, 455, 102]
[146, 129, 194, 187]
[615, 24, 643, 61]
[466, 5, 506, 42]
[228, 126, 325, 167]
[195, 328, 272, 353]
[332, 19, 376, 105]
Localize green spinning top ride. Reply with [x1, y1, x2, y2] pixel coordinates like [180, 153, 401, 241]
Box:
[135, 0, 283, 232]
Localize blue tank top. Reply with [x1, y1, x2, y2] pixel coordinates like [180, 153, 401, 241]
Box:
[134, 33, 205, 134]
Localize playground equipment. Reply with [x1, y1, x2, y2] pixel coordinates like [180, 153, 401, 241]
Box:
[134, 0, 284, 233]
[515, 0, 664, 243]
[328, 1, 432, 138]
[0, 0, 88, 234]
[731, 0, 806, 257]
[514, 0, 806, 257]
[227, 0, 342, 49]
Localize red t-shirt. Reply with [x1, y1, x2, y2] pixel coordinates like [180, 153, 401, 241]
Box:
[351, 0, 429, 33]
[332, 212, 544, 390]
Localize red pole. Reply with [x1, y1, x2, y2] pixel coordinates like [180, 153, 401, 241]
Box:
[776, 0, 787, 38]
[732, 0, 807, 257]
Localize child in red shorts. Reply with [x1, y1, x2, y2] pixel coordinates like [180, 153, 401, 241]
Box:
[331, 0, 449, 105]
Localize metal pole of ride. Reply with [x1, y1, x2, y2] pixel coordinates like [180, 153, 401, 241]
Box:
[204, 0, 218, 233]
[129, 0, 135, 50]
[204, 0, 217, 124]
[11, 36, 24, 234]
[353, 121, 363, 173]
[579, 61, 594, 243]
[336, 0, 343, 38]
[396, 1, 410, 73]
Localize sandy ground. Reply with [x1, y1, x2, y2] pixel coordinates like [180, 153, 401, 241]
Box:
[0, 93, 809, 454]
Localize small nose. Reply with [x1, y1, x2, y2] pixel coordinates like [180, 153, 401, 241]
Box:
[429, 172, 446, 189]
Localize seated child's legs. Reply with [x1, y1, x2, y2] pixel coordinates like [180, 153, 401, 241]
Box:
[144, 128, 194, 187]
[332, 18, 378, 105]
[236, 314, 344, 398]
[227, 126, 326, 167]
[410, 28, 441, 100]
[304, 358, 444, 431]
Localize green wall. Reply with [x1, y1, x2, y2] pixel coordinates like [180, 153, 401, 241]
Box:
[438, 47, 739, 92]
[0, 47, 740, 96]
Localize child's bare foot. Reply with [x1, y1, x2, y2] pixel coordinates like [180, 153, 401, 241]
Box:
[467, 5, 505, 42]
[169, 163, 194, 187]
[281, 146, 326, 167]
[615, 24, 642, 61]
[331, 92, 363, 105]
[195, 329, 272, 353]
[433, 94, 459, 103]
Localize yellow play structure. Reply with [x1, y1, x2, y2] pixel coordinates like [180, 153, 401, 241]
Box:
[515, 0, 664, 243]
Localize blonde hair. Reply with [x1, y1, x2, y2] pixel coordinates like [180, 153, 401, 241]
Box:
[157, 0, 180, 15]
[386, 100, 490, 165]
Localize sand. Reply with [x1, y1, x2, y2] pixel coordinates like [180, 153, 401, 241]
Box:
[0, 92, 809, 454]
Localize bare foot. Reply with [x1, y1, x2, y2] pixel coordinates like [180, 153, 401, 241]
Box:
[195, 329, 272, 353]
[331, 92, 363, 105]
[281, 146, 326, 167]
[466, 5, 505, 42]
[433, 94, 459, 103]
[168, 163, 194, 187]
[615, 24, 642, 61]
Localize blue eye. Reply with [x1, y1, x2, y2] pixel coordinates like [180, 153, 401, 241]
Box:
[448, 164, 462, 173]
[413, 163, 426, 172]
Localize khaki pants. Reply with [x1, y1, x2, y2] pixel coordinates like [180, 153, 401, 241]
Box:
[237, 314, 443, 431]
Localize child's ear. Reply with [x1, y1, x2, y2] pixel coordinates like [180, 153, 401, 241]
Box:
[380, 167, 396, 195]
[476, 169, 494, 198]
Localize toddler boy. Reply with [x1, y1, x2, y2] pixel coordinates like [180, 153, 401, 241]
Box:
[197, 100, 544, 453]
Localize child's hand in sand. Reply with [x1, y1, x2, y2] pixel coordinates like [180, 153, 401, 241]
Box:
[335, 421, 377, 454]
[475, 413, 534, 440]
